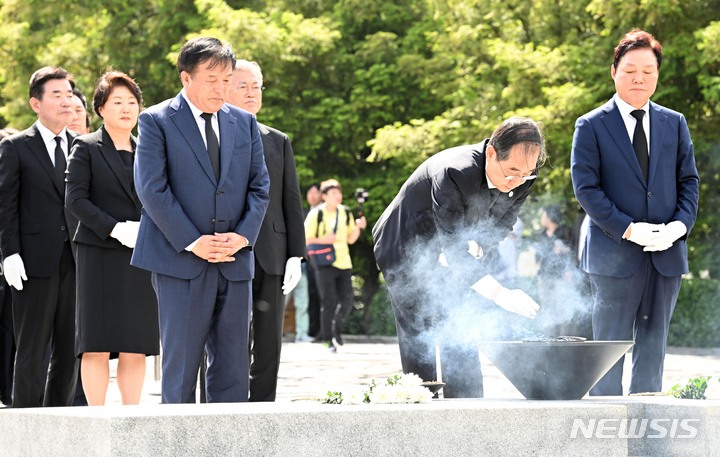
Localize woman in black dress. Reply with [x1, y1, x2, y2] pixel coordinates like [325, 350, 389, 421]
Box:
[65, 70, 158, 405]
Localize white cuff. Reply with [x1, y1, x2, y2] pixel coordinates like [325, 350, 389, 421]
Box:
[470, 274, 502, 301]
[185, 237, 201, 252]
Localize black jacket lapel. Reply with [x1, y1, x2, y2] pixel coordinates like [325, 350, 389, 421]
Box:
[97, 127, 137, 205]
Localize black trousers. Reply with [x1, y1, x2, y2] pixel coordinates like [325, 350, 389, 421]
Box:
[315, 266, 354, 342]
[249, 262, 285, 402]
[12, 242, 78, 407]
[589, 255, 681, 396]
[0, 278, 15, 405]
[384, 269, 484, 398]
[41, 347, 86, 406]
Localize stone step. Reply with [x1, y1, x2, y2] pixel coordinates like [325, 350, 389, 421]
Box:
[1, 397, 718, 457]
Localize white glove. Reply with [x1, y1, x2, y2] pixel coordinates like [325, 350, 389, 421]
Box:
[111, 220, 140, 248]
[3, 253, 27, 291]
[643, 220, 687, 252]
[494, 288, 540, 319]
[661, 220, 687, 243]
[282, 257, 302, 295]
[626, 222, 665, 247]
[467, 240, 484, 259]
[643, 241, 673, 252]
[438, 251, 449, 267]
[470, 274, 539, 319]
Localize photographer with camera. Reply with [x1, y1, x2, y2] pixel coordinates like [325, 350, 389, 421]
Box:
[304, 179, 367, 352]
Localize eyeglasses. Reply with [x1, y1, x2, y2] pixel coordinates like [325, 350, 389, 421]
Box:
[497, 158, 537, 182]
[236, 83, 265, 93]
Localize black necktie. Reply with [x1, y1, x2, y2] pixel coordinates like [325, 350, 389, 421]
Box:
[630, 110, 648, 182]
[200, 112, 220, 180]
[53, 136, 66, 186]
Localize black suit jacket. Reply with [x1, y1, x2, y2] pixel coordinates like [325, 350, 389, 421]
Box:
[254, 123, 306, 275]
[0, 123, 77, 276]
[372, 139, 534, 280]
[65, 126, 142, 249]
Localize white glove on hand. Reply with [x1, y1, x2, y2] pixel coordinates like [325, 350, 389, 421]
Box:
[111, 220, 140, 248]
[438, 251, 449, 267]
[470, 274, 539, 319]
[662, 220, 687, 243]
[3, 253, 27, 291]
[643, 220, 686, 252]
[467, 240, 483, 259]
[626, 222, 665, 246]
[494, 288, 540, 319]
[643, 241, 673, 252]
[282, 257, 302, 295]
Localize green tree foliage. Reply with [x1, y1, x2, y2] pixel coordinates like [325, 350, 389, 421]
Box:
[0, 0, 200, 129]
[1, 0, 719, 341]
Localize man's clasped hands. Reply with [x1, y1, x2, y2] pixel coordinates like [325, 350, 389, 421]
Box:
[625, 221, 687, 252]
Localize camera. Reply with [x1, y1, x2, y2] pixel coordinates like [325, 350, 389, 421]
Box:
[354, 188, 369, 204]
[353, 188, 369, 217]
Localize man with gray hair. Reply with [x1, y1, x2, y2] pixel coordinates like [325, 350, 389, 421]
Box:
[373, 117, 545, 398]
[226, 59, 306, 402]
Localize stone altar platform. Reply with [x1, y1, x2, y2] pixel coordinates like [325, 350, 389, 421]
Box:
[1, 397, 718, 457]
[2, 337, 720, 456]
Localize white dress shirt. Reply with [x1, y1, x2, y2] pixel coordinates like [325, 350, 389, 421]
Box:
[35, 121, 69, 166]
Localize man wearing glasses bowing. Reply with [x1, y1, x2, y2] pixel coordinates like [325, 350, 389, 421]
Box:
[372, 116, 545, 398]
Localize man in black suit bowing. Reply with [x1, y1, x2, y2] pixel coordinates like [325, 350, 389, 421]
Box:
[0, 66, 79, 407]
[372, 117, 545, 398]
[226, 60, 306, 402]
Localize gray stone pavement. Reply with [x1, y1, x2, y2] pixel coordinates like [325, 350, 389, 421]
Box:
[104, 336, 720, 405]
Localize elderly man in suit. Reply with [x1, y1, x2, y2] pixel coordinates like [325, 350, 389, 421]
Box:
[571, 29, 699, 395]
[0, 66, 79, 407]
[372, 117, 544, 398]
[132, 37, 270, 404]
[225, 59, 306, 402]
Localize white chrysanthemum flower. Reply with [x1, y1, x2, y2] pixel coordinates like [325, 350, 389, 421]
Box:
[327, 373, 436, 405]
[410, 386, 433, 403]
[705, 378, 720, 399]
[342, 388, 366, 405]
[369, 384, 395, 404]
[389, 386, 408, 404]
[397, 372, 424, 387]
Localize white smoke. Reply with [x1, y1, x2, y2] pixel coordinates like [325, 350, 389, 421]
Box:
[388, 219, 595, 351]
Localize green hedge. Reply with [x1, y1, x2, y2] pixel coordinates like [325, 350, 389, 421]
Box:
[668, 278, 720, 348]
[344, 282, 398, 337]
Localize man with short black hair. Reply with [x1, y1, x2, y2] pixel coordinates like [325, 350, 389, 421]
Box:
[132, 37, 270, 404]
[571, 29, 699, 395]
[0, 66, 79, 407]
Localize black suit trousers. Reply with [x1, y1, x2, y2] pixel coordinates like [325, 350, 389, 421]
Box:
[384, 269, 484, 398]
[12, 242, 78, 407]
[0, 278, 14, 405]
[249, 259, 285, 402]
